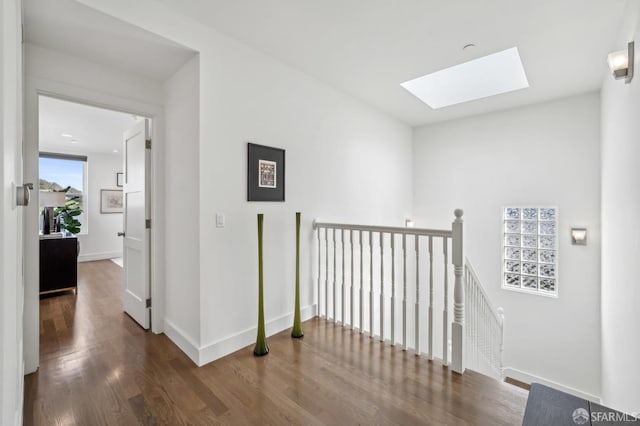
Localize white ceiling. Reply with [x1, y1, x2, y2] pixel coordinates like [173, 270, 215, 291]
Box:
[24, 0, 196, 82]
[154, 0, 630, 126]
[39, 96, 139, 155]
[25, 0, 630, 126]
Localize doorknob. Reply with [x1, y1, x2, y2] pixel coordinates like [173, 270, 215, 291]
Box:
[16, 183, 34, 206]
[117, 232, 125, 237]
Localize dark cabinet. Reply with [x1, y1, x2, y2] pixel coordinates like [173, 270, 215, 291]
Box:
[39, 237, 79, 295]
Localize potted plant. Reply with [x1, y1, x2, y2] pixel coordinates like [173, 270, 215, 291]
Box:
[54, 187, 82, 235]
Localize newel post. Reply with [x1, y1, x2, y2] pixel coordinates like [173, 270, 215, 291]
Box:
[451, 209, 465, 374]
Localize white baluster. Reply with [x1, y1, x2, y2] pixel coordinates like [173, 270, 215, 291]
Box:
[324, 228, 329, 319]
[402, 233, 407, 350]
[369, 231, 374, 338]
[380, 232, 385, 342]
[342, 228, 345, 326]
[498, 307, 505, 380]
[428, 236, 434, 360]
[359, 230, 364, 333]
[350, 229, 354, 330]
[451, 209, 465, 374]
[391, 233, 396, 346]
[333, 228, 337, 322]
[317, 225, 321, 318]
[415, 234, 420, 355]
[442, 237, 449, 366]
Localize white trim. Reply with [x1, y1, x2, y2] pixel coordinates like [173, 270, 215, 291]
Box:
[503, 366, 601, 402]
[163, 319, 200, 364]
[78, 251, 123, 262]
[23, 76, 166, 373]
[500, 206, 559, 297]
[196, 304, 316, 366]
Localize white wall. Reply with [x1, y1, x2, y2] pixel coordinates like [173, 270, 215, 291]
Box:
[23, 43, 165, 372]
[0, 0, 24, 424]
[162, 54, 200, 356]
[78, 152, 124, 261]
[413, 93, 602, 400]
[600, 2, 640, 415]
[76, 0, 413, 365]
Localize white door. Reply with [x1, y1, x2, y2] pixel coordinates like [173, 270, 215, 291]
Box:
[122, 119, 150, 329]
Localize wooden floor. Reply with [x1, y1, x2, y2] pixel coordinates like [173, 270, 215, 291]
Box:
[25, 260, 528, 425]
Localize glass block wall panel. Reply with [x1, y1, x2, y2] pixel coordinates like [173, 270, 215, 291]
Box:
[522, 249, 537, 261]
[522, 221, 537, 234]
[505, 261, 520, 273]
[540, 279, 556, 291]
[502, 206, 558, 295]
[505, 234, 521, 246]
[522, 235, 537, 248]
[505, 208, 520, 219]
[539, 236, 555, 249]
[505, 221, 520, 233]
[522, 276, 538, 289]
[522, 263, 537, 275]
[505, 274, 520, 287]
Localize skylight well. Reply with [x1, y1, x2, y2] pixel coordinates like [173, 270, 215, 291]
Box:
[401, 47, 529, 109]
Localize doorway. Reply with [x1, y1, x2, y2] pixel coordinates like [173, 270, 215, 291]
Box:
[37, 95, 153, 331]
[22, 0, 198, 375]
[24, 87, 165, 374]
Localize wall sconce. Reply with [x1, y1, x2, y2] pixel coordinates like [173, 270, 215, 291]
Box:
[571, 228, 587, 246]
[405, 219, 414, 228]
[607, 41, 634, 84]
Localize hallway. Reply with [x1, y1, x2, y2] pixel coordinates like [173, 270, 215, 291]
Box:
[24, 260, 528, 425]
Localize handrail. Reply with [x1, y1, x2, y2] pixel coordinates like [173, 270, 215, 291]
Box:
[313, 209, 465, 374]
[465, 258, 501, 323]
[464, 258, 504, 380]
[313, 221, 453, 238]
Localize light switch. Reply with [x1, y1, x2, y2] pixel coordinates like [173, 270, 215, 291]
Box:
[216, 213, 225, 228]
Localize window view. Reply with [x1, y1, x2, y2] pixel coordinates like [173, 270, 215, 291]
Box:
[502, 207, 557, 296]
[39, 154, 87, 233]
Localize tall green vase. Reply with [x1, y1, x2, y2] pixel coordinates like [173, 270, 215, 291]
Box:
[291, 212, 304, 338]
[254, 214, 269, 356]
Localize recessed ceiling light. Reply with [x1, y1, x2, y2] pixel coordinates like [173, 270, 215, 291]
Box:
[400, 47, 529, 109]
[61, 133, 73, 138]
[70, 139, 78, 144]
[113, 149, 119, 153]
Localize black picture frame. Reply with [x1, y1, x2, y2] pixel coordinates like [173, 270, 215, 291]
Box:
[116, 172, 124, 187]
[247, 143, 285, 202]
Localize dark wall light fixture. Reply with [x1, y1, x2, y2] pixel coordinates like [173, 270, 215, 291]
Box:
[607, 41, 634, 84]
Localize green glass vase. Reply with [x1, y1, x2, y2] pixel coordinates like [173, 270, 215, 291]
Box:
[291, 212, 304, 338]
[254, 214, 269, 356]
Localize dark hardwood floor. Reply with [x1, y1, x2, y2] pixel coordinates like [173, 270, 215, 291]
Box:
[25, 260, 528, 425]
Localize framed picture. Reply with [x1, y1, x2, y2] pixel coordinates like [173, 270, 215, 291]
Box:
[116, 172, 124, 187]
[100, 189, 123, 214]
[247, 143, 285, 201]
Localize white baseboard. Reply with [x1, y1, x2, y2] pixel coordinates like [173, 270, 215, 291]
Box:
[163, 319, 200, 364]
[78, 251, 122, 262]
[197, 304, 317, 366]
[503, 366, 601, 402]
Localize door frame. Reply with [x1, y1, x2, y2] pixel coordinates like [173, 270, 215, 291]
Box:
[23, 77, 166, 374]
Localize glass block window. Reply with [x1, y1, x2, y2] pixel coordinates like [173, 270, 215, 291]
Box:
[502, 207, 558, 296]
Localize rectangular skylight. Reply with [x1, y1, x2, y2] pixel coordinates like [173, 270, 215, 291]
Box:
[401, 47, 529, 109]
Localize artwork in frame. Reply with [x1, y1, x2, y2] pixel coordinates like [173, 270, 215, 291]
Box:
[116, 172, 124, 187]
[247, 143, 285, 201]
[100, 189, 123, 214]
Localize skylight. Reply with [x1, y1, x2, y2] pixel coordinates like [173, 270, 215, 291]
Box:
[401, 47, 529, 109]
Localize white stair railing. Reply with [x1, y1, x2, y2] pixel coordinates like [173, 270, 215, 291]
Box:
[464, 259, 505, 380]
[314, 209, 466, 373]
